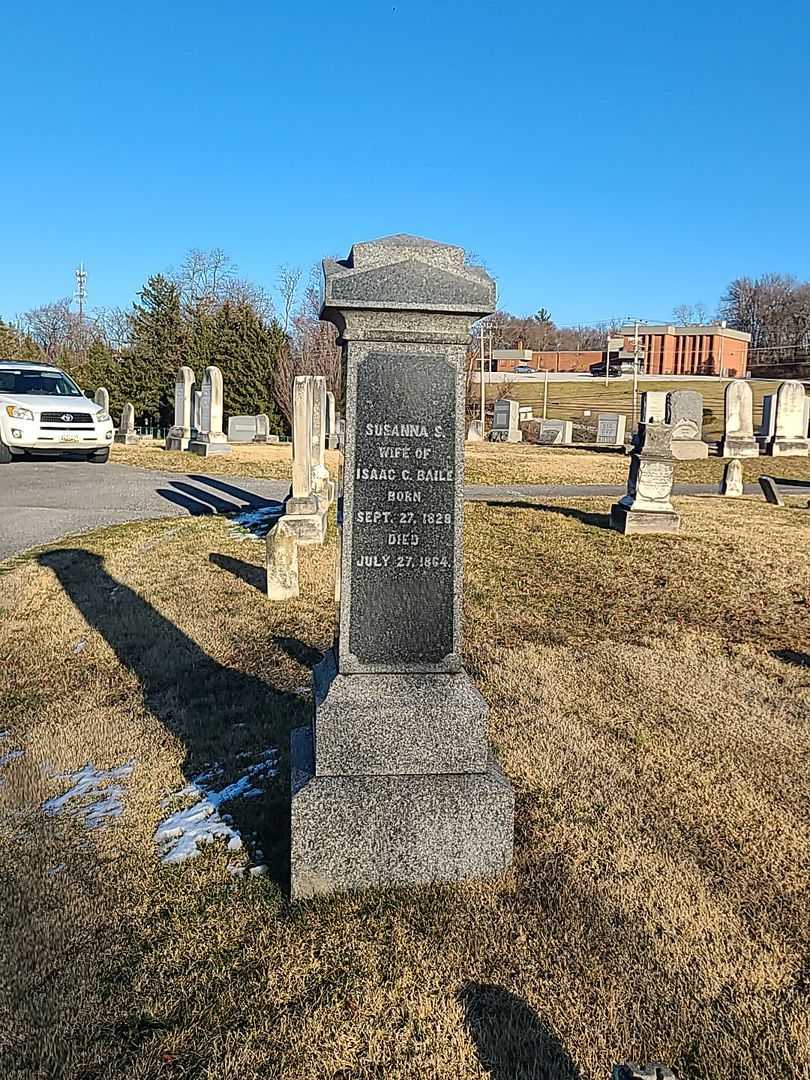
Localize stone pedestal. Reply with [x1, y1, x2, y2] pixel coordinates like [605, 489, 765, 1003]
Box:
[189, 366, 232, 457]
[114, 403, 141, 445]
[611, 421, 681, 536]
[166, 366, 195, 451]
[283, 376, 327, 544]
[290, 234, 514, 898]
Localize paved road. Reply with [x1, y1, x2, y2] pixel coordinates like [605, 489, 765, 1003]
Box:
[0, 461, 289, 561]
[1, 461, 802, 562]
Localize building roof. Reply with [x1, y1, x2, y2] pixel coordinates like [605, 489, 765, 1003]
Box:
[619, 323, 751, 342]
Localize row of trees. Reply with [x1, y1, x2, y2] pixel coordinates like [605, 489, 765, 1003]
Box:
[0, 249, 342, 432]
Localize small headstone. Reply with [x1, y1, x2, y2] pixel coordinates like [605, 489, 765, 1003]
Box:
[610, 421, 681, 536]
[759, 475, 785, 506]
[720, 458, 743, 496]
[466, 419, 484, 442]
[523, 418, 573, 445]
[490, 398, 522, 442]
[266, 518, 299, 600]
[189, 366, 231, 457]
[612, 1065, 676, 1080]
[253, 413, 270, 444]
[290, 233, 514, 899]
[227, 415, 258, 443]
[640, 391, 668, 424]
[518, 404, 534, 423]
[596, 412, 627, 446]
[669, 389, 708, 460]
[114, 402, 140, 445]
[722, 379, 759, 458]
[93, 387, 109, 413]
[768, 380, 809, 456]
[165, 366, 195, 451]
[325, 392, 339, 450]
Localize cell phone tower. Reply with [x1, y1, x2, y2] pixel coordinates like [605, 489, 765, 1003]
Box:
[74, 262, 87, 320]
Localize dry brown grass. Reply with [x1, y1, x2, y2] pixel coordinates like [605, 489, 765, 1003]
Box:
[112, 439, 342, 480]
[463, 442, 810, 488]
[1, 499, 809, 1079]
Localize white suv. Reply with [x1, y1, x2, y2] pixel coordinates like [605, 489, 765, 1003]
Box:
[0, 360, 115, 464]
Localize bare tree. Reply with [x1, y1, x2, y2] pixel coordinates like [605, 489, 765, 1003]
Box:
[172, 248, 237, 312]
[20, 299, 86, 361]
[672, 302, 710, 326]
[277, 265, 302, 333]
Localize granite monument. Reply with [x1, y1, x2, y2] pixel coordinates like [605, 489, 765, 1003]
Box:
[610, 421, 680, 535]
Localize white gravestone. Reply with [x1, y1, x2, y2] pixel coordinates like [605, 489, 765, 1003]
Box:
[640, 391, 668, 424]
[721, 380, 759, 458]
[114, 402, 140, 445]
[325, 392, 339, 450]
[669, 390, 708, 460]
[490, 399, 522, 442]
[768, 380, 809, 457]
[611, 422, 680, 536]
[189, 366, 231, 457]
[720, 458, 744, 497]
[165, 366, 195, 451]
[254, 413, 270, 443]
[596, 412, 627, 446]
[94, 387, 109, 413]
[227, 415, 258, 443]
[284, 375, 327, 543]
[310, 375, 334, 504]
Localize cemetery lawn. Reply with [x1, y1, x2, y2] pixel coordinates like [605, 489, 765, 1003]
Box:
[2, 497, 809, 1079]
[113, 438, 810, 489]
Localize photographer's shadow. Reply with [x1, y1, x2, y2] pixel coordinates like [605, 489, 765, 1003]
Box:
[38, 548, 309, 891]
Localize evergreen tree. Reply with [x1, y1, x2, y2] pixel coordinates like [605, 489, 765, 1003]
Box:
[129, 274, 185, 424]
[209, 302, 285, 433]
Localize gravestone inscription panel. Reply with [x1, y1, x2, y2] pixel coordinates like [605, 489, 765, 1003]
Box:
[348, 352, 456, 668]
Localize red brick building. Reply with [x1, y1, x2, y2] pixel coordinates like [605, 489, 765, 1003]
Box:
[491, 323, 750, 377]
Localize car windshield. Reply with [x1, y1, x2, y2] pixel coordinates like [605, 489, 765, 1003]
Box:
[0, 369, 82, 396]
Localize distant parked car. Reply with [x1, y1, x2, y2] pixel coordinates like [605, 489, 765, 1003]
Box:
[589, 361, 623, 378]
[0, 360, 114, 463]
[513, 364, 539, 374]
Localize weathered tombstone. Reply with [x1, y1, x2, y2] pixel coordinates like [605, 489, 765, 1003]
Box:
[165, 366, 195, 451]
[721, 379, 759, 458]
[282, 375, 328, 543]
[290, 234, 514, 898]
[759, 475, 785, 506]
[610, 421, 680, 535]
[325, 392, 339, 449]
[668, 389, 708, 459]
[253, 413, 270, 444]
[266, 518, 300, 600]
[114, 402, 140, 445]
[466, 419, 484, 441]
[227, 415, 258, 443]
[720, 458, 744, 496]
[189, 366, 231, 457]
[310, 375, 334, 504]
[596, 412, 627, 446]
[518, 404, 534, 423]
[768, 380, 809, 456]
[191, 389, 202, 438]
[640, 391, 668, 423]
[93, 387, 109, 413]
[524, 418, 573, 445]
[490, 398, 522, 442]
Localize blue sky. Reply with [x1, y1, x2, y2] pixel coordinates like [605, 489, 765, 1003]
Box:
[3, 0, 809, 327]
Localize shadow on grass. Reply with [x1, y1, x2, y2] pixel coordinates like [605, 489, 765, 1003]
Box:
[209, 552, 266, 593]
[771, 648, 810, 667]
[483, 500, 613, 530]
[38, 548, 309, 892]
[459, 982, 581, 1080]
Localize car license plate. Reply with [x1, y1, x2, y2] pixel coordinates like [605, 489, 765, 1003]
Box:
[62, 434, 79, 443]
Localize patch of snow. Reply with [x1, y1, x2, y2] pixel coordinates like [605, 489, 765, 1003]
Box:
[155, 750, 278, 865]
[0, 749, 24, 769]
[0, 731, 11, 739]
[228, 504, 284, 542]
[47, 864, 66, 876]
[73, 639, 87, 654]
[43, 762, 135, 829]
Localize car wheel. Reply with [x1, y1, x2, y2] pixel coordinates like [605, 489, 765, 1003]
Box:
[0, 438, 13, 464]
[87, 448, 110, 464]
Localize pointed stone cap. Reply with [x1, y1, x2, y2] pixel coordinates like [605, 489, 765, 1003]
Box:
[321, 234, 495, 318]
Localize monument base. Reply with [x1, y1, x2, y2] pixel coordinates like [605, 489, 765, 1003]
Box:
[282, 507, 328, 545]
[312, 650, 488, 776]
[768, 439, 810, 457]
[165, 435, 190, 451]
[188, 438, 232, 457]
[326, 435, 339, 450]
[290, 725, 514, 899]
[671, 440, 709, 460]
[721, 437, 759, 459]
[114, 433, 142, 445]
[610, 503, 681, 536]
[266, 519, 299, 601]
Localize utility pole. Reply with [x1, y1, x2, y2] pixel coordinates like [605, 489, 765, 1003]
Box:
[632, 320, 640, 432]
[479, 324, 486, 432]
[543, 368, 549, 420]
